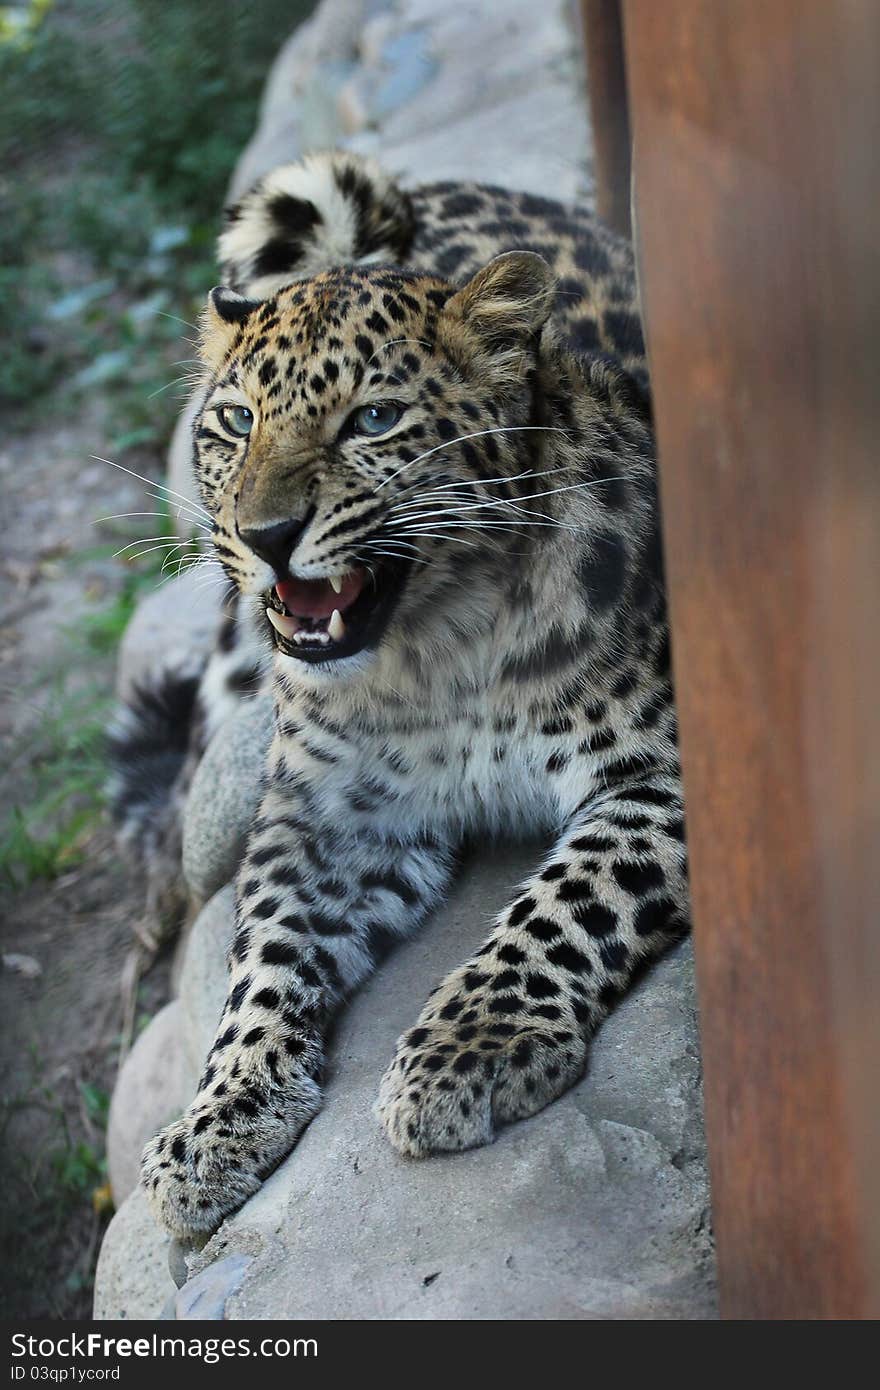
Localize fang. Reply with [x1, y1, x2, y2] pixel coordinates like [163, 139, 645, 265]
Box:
[266, 607, 298, 639]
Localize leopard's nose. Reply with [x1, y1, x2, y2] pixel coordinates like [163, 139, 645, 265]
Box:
[238, 510, 313, 576]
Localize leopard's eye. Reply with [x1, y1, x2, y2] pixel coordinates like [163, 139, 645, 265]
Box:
[350, 402, 404, 437]
[218, 404, 254, 437]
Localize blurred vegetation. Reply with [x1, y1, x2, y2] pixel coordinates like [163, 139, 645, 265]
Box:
[1, 0, 313, 887]
[0, 550, 172, 890]
[2, 0, 318, 1319]
[2, 0, 313, 436]
[0, 1054, 113, 1315]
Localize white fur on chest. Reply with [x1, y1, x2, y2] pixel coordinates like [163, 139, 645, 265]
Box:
[275, 688, 603, 844]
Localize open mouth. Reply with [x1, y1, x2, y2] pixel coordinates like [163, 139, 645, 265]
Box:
[264, 559, 409, 663]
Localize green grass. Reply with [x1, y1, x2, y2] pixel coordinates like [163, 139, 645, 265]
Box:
[0, 515, 189, 891]
[0, 1064, 112, 1316]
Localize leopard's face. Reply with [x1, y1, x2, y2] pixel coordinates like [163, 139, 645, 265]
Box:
[193, 255, 555, 676]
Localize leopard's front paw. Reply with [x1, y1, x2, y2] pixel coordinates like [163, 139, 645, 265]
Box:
[377, 979, 588, 1158]
[141, 1072, 321, 1239]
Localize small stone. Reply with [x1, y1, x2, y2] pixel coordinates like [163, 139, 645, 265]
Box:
[175, 1254, 254, 1321]
[336, 75, 370, 135]
[2, 953, 41, 978]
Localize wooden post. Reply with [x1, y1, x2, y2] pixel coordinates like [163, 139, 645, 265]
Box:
[622, 0, 880, 1318]
[579, 0, 631, 238]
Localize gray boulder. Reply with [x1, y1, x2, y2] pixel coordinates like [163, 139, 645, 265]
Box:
[93, 1187, 176, 1321]
[181, 695, 273, 904]
[177, 846, 715, 1321]
[107, 1002, 197, 1205]
[177, 884, 236, 1074]
[116, 565, 223, 704]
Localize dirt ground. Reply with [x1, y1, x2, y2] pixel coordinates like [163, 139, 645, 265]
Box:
[0, 408, 175, 1318]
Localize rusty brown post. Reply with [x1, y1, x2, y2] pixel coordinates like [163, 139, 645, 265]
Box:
[622, 0, 880, 1318]
[579, 0, 631, 238]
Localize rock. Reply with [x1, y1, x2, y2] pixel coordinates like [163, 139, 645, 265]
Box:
[360, 84, 591, 205]
[106, 1002, 198, 1206]
[93, 1187, 175, 1321]
[167, 1239, 190, 1291]
[228, 0, 363, 198]
[182, 845, 715, 1320]
[175, 1254, 254, 1321]
[116, 565, 223, 705]
[177, 884, 235, 1076]
[181, 694, 273, 904]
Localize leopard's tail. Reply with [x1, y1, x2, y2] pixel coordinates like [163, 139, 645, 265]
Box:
[217, 151, 415, 300]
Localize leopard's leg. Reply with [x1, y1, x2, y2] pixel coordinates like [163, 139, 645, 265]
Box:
[378, 766, 688, 1156]
[142, 771, 454, 1238]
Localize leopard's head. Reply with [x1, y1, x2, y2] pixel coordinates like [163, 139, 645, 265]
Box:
[193, 252, 555, 677]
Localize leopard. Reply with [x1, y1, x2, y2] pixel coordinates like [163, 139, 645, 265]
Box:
[129, 151, 688, 1240]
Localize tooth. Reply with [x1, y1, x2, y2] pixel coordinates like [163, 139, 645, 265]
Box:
[315, 630, 330, 645]
[328, 608, 346, 641]
[266, 607, 298, 638]
[329, 574, 343, 594]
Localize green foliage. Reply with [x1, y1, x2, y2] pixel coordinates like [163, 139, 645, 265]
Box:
[2, 0, 313, 416]
[51, 1140, 105, 1196]
[79, 1081, 111, 1128]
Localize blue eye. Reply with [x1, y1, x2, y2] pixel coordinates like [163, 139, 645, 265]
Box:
[352, 402, 403, 436]
[218, 404, 254, 437]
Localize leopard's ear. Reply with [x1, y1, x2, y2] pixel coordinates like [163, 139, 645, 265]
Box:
[440, 251, 555, 361]
[199, 286, 260, 371]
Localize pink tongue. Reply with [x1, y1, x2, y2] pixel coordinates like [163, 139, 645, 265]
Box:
[276, 569, 367, 620]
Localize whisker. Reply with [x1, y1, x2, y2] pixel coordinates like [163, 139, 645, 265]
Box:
[392, 462, 578, 503]
[148, 374, 204, 401]
[374, 426, 572, 491]
[93, 510, 210, 532]
[393, 503, 570, 530]
[393, 474, 625, 513]
[159, 543, 210, 575]
[386, 529, 480, 549]
[360, 546, 430, 566]
[145, 495, 213, 532]
[90, 455, 212, 521]
[395, 518, 582, 536]
[112, 535, 196, 556]
[157, 311, 199, 331]
[118, 540, 206, 564]
[388, 475, 627, 536]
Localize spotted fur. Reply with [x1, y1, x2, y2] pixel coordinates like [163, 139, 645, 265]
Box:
[140, 152, 687, 1239]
